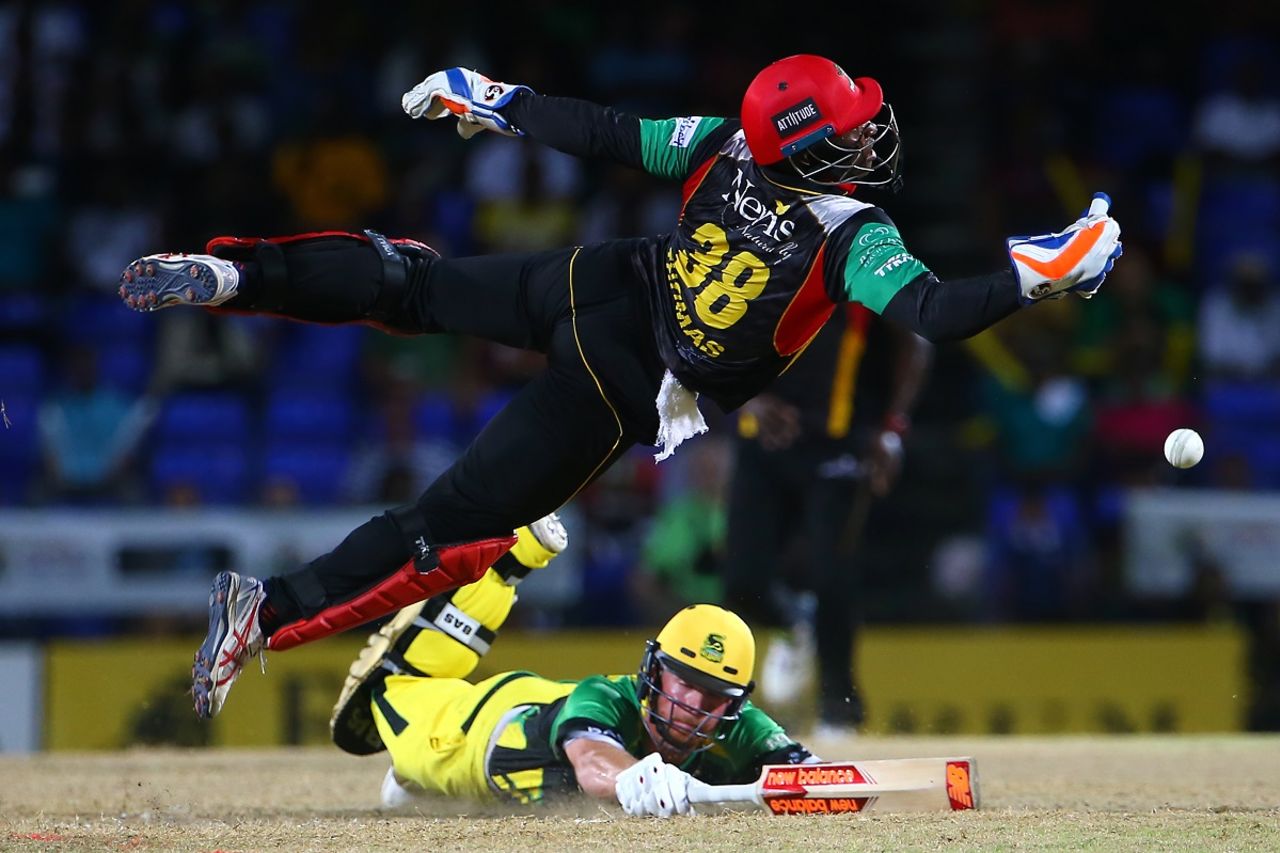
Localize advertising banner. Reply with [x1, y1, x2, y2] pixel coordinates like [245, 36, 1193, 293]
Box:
[44, 625, 1245, 749]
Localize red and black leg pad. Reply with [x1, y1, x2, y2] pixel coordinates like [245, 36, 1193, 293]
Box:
[267, 531, 516, 652]
[204, 229, 439, 330]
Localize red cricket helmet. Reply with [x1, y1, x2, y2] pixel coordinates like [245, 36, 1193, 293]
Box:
[741, 54, 901, 190]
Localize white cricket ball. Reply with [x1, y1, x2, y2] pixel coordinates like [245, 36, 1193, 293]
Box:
[1164, 428, 1204, 469]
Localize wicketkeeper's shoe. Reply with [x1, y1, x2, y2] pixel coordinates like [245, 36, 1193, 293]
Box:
[331, 599, 430, 755]
[118, 253, 241, 312]
[759, 625, 816, 707]
[192, 571, 267, 720]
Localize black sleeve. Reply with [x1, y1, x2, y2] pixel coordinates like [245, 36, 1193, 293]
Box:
[880, 269, 1022, 342]
[502, 91, 644, 169]
[554, 717, 626, 750]
[753, 742, 817, 774]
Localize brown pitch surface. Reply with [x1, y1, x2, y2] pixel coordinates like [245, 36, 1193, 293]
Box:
[2, 735, 1278, 852]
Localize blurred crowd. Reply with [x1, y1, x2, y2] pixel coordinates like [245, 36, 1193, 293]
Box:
[1, 0, 1278, 657]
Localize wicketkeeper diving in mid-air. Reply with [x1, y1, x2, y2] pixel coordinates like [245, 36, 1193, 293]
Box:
[117, 54, 1123, 720]
[332, 599, 814, 816]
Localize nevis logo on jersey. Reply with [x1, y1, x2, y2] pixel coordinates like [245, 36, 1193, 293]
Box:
[722, 168, 796, 243]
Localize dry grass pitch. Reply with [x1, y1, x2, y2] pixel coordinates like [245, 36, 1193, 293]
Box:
[3, 735, 1278, 851]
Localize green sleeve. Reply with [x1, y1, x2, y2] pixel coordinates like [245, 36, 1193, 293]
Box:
[550, 675, 642, 752]
[720, 702, 797, 762]
[841, 221, 931, 313]
[638, 116, 729, 180]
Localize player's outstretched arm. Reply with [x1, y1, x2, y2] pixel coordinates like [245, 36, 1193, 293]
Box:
[870, 193, 1122, 341]
[563, 736, 639, 801]
[402, 67, 731, 180]
[564, 740, 695, 817]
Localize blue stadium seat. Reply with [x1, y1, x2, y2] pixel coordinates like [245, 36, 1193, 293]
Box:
[264, 390, 355, 444]
[412, 393, 457, 442]
[98, 342, 152, 395]
[58, 293, 152, 345]
[262, 441, 353, 506]
[269, 324, 365, 389]
[466, 388, 516, 442]
[1203, 381, 1280, 427]
[1251, 442, 1280, 490]
[0, 291, 47, 333]
[0, 345, 45, 396]
[1196, 182, 1280, 276]
[155, 392, 252, 439]
[150, 443, 251, 504]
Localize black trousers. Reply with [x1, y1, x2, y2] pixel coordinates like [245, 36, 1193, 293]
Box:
[721, 437, 866, 719]
[235, 237, 666, 623]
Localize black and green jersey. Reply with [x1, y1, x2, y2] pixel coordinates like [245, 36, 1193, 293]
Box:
[504, 94, 934, 412]
[635, 117, 928, 410]
[491, 673, 807, 799]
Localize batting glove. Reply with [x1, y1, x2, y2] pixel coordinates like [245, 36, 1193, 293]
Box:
[615, 752, 695, 818]
[401, 68, 531, 139]
[1007, 192, 1123, 304]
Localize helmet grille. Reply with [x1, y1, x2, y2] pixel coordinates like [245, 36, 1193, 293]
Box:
[790, 103, 902, 190]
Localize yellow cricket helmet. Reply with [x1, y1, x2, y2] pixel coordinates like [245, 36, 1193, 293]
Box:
[655, 603, 755, 691]
[638, 604, 757, 755]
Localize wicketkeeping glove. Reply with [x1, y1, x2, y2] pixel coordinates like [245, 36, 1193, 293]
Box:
[1007, 192, 1123, 303]
[401, 68, 531, 139]
[615, 752, 695, 818]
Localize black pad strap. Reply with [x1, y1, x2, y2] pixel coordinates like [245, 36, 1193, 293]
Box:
[493, 552, 533, 586]
[422, 593, 498, 655]
[386, 504, 437, 573]
[364, 229, 409, 319]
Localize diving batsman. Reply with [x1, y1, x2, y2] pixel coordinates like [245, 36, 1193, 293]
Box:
[332, 600, 817, 817]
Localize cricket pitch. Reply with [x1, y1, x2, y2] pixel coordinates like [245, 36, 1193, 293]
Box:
[2, 735, 1278, 851]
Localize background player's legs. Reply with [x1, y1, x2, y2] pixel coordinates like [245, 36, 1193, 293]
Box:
[805, 471, 865, 730]
[721, 441, 793, 629]
[722, 443, 819, 709]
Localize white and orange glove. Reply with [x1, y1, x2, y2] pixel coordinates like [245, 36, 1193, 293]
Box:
[615, 752, 695, 818]
[1007, 192, 1123, 303]
[401, 68, 531, 139]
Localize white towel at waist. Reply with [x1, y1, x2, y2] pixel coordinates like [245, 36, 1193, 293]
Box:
[654, 369, 708, 462]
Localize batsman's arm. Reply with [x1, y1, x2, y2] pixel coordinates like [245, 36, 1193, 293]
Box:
[563, 735, 639, 799]
[502, 92, 732, 180]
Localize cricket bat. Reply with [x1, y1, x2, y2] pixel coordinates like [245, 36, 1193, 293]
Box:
[686, 757, 979, 815]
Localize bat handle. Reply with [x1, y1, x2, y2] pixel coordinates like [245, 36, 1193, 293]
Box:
[686, 779, 761, 806]
[1087, 192, 1111, 217]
